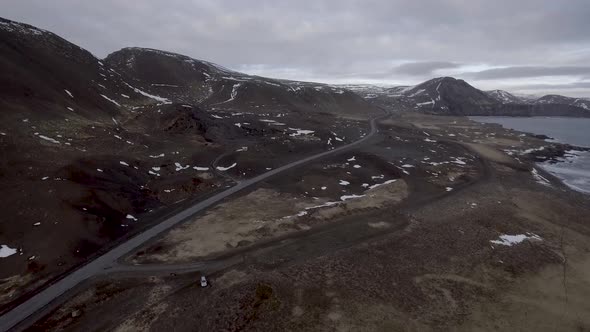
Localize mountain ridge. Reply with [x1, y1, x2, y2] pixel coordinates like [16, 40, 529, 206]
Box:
[0, 16, 378, 310]
[350, 77, 590, 117]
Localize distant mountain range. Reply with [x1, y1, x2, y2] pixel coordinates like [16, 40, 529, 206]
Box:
[343, 77, 590, 117]
[3, 15, 587, 119]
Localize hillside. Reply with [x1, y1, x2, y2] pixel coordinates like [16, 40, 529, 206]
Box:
[400, 77, 498, 115]
[358, 77, 590, 117]
[486, 90, 526, 104]
[104, 47, 375, 119]
[0, 17, 376, 312]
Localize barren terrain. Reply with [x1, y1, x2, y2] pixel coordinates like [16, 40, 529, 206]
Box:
[26, 114, 590, 332]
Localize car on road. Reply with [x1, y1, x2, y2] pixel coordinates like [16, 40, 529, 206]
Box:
[200, 276, 208, 288]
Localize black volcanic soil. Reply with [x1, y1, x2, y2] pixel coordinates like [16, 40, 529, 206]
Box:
[27, 114, 590, 332]
[0, 99, 369, 313]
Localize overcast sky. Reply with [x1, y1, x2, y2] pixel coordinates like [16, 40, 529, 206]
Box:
[2, 0, 590, 97]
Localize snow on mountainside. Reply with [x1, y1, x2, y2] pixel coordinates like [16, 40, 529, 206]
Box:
[0, 16, 379, 308]
[0, 19, 46, 35]
[486, 90, 525, 104]
[356, 76, 590, 117]
[105, 47, 375, 118]
[574, 99, 590, 110]
[397, 77, 498, 115]
[535, 94, 590, 110]
[0, 17, 177, 121]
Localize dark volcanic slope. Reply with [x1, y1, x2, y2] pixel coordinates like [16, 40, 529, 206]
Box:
[536, 94, 587, 107]
[485, 89, 526, 104]
[0, 19, 167, 122]
[358, 77, 590, 117]
[104, 47, 226, 105]
[401, 77, 498, 115]
[0, 17, 376, 311]
[105, 47, 376, 119]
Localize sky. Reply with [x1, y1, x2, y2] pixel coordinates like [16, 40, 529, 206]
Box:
[2, 0, 590, 97]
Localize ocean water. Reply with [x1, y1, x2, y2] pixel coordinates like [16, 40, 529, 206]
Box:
[470, 116, 590, 194]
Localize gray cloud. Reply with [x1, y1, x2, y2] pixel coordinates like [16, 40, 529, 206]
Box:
[1, 0, 590, 96]
[392, 62, 460, 76]
[506, 81, 590, 90]
[464, 66, 590, 80]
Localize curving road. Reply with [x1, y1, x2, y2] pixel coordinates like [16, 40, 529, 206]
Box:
[0, 114, 386, 332]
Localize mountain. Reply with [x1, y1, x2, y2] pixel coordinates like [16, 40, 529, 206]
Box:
[104, 47, 374, 119]
[398, 77, 499, 115]
[361, 77, 590, 117]
[535, 94, 590, 110]
[0, 19, 171, 122]
[486, 90, 525, 104]
[0, 16, 378, 311]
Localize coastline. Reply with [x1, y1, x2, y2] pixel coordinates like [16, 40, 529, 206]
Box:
[469, 116, 590, 194]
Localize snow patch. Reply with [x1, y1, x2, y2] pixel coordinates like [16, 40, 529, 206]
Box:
[368, 179, 397, 190]
[123, 82, 170, 103]
[522, 146, 545, 155]
[175, 162, 190, 171]
[0, 245, 17, 258]
[216, 163, 237, 171]
[38, 135, 60, 144]
[416, 101, 434, 106]
[407, 89, 426, 98]
[491, 233, 542, 246]
[531, 168, 551, 186]
[289, 128, 315, 136]
[100, 94, 121, 107]
[223, 83, 242, 103]
[340, 194, 365, 201]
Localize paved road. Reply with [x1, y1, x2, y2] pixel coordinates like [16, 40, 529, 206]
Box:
[0, 114, 386, 332]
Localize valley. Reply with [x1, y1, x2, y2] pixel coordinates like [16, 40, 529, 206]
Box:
[1, 16, 590, 332]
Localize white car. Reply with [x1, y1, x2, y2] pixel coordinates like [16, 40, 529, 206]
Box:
[200, 276, 208, 288]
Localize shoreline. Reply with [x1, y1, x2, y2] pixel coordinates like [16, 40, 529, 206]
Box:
[469, 116, 590, 195]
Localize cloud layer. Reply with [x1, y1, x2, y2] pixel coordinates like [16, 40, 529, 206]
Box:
[1, 0, 590, 96]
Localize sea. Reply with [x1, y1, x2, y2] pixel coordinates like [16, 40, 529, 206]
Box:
[470, 116, 590, 194]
